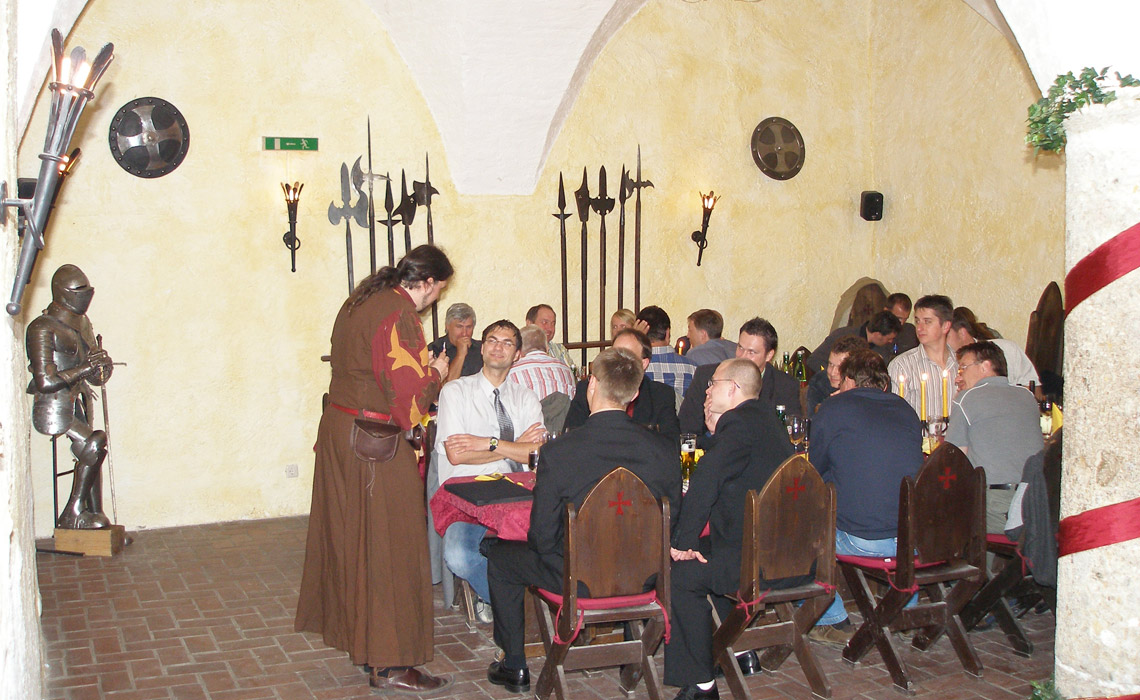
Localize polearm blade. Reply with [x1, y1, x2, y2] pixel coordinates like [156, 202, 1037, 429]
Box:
[366, 118, 376, 274]
[573, 168, 591, 367]
[328, 159, 369, 295]
[395, 169, 416, 255]
[618, 166, 632, 310]
[592, 166, 615, 342]
[553, 173, 572, 346]
[413, 153, 441, 338]
[379, 173, 397, 266]
[632, 145, 654, 312]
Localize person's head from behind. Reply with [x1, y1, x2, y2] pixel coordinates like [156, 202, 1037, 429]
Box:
[519, 324, 548, 355]
[525, 304, 557, 342]
[865, 310, 902, 347]
[955, 340, 1006, 391]
[636, 306, 671, 344]
[735, 317, 778, 369]
[588, 348, 644, 411]
[705, 358, 763, 414]
[913, 294, 954, 349]
[947, 306, 994, 351]
[886, 292, 912, 324]
[838, 349, 891, 392]
[351, 244, 453, 312]
[827, 335, 870, 389]
[612, 328, 652, 371]
[444, 303, 476, 345]
[481, 320, 522, 370]
[610, 309, 635, 338]
[686, 309, 724, 347]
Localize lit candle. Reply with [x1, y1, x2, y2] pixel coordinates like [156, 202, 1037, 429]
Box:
[898, 374, 906, 398]
[941, 369, 949, 417]
[919, 373, 928, 422]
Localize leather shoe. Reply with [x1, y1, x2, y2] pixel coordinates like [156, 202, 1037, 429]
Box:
[714, 650, 760, 678]
[487, 660, 530, 693]
[369, 667, 451, 694]
[671, 683, 719, 700]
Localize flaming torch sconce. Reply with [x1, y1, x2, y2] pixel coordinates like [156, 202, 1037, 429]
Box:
[690, 191, 719, 267]
[281, 182, 303, 272]
[0, 29, 114, 316]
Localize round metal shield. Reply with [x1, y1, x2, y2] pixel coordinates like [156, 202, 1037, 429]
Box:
[108, 97, 190, 178]
[751, 117, 805, 181]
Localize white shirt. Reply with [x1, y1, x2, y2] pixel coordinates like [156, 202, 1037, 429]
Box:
[888, 344, 958, 420]
[433, 371, 545, 483]
[992, 338, 1040, 387]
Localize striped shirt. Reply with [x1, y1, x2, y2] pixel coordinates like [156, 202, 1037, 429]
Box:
[508, 351, 576, 400]
[887, 344, 958, 420]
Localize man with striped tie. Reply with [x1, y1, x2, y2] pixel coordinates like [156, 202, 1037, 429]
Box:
[434, 319, 546, 622]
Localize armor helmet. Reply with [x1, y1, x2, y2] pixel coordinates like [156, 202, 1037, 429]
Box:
[51, 264, 95, 314]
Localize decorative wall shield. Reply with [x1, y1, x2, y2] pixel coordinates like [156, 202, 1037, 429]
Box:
[108, 97, 190, 178]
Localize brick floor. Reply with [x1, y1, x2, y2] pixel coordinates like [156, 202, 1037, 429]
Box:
[38, 517, 1053, 699]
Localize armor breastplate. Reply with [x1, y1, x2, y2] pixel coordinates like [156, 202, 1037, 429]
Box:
[27, 314, 93, 436]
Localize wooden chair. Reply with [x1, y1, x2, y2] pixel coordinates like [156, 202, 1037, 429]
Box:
[529, 467, 671, 700]
[789, 345, 813, 381]
[1025, 281, 1064, 396]
[960, 430, 1062, 655]
[711, 455, 837, 700]
[836, 443, 987, 693]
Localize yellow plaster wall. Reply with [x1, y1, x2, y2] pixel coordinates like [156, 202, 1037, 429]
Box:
[20, 0, 1062, 535]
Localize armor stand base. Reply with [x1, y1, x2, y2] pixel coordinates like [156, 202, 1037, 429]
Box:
[51, 525, 126, 557]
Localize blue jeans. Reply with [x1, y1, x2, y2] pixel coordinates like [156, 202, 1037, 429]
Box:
[443, 522, 491, 602]
[817, 530, 899, 626]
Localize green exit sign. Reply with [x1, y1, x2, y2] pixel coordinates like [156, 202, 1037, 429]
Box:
[263, 137, 318, 151]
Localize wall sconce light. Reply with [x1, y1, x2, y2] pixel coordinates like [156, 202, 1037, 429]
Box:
[0, 29, 114, 316]
[690, 190, 719, 266]
[281, 182, 303, 272]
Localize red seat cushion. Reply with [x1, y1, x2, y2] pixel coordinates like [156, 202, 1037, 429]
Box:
[986, 533, 1015, 546]
[836, 555, 946, 571]
[535, 588, 658, 610]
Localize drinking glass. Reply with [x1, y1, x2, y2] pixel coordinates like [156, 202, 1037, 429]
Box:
[789, 417, 807, 453]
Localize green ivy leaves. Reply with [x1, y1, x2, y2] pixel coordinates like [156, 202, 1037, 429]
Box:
[1026, 67, 1140, 154]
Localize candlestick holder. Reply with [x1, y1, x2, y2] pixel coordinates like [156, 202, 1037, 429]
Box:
[690, 191, 719, 266]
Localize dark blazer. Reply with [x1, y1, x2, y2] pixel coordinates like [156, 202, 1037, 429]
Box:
[529, 410, 682, 572]
[564, 376, 681, 447]
[679, 362, 803, 436]
[672, 398, 794, 590]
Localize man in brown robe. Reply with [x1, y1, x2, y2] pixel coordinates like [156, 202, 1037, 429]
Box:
[295, 245, 453, 693]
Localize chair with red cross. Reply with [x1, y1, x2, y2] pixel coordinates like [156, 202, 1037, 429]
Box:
[711, 454, 837, 700]
[836, 442, 987, 693]
[529, 467, 671, 700]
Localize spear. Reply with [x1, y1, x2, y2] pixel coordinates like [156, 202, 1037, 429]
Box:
[552, 173, 572, 346]
[573, 168, 591, 367]
[378, 173, 398, 267]
[394, 169, 417, 255]
[618, 166, 631, 310]
[366, 118, 377, 273]
[631, 146, 654, 312]
[414, 153, 441, 337]
[592, 166, 614, 341]
[327, 157, 369, 295]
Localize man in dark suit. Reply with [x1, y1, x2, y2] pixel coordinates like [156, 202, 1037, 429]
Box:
[485, 348, 683, 694]
[665, 358, 799, 700]
[565, 328, 681, 446]
[679, 317, 802, 439]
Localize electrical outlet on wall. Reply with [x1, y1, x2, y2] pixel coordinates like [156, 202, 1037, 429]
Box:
[285, 463, 299, 478]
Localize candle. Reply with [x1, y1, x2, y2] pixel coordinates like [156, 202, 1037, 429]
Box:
[941, 369, 949, 417]
[898, 374, 906, 398]
[920, 373, 928, 422]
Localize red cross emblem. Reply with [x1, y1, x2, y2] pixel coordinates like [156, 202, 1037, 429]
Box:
[938, 466, 957, 490]
[609, 491, 632, 515]
[786, 477, 806, 501]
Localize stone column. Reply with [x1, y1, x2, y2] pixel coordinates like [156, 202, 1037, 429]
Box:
[1056, 87, 1140, 698]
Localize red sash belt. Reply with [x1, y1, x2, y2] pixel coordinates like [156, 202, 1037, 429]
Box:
[329, 402, 392, 422]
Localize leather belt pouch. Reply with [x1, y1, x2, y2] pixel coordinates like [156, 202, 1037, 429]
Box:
[351, 418, 402, 462]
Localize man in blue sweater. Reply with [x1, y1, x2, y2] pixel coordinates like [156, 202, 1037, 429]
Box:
[806, 349, 924, 647]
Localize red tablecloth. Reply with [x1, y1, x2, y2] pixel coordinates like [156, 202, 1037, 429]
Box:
[431, 472, 536, 542]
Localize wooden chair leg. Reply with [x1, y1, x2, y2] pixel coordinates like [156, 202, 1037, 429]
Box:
[619, 620, 645, 695]
[459, 579, 478, 630]
[789, 599, 832, 700]
[638, 616, 667, 700]
[993, 597, 1033, 657]
[960, 554, 1021, 628]
[840, 566, 914, 692]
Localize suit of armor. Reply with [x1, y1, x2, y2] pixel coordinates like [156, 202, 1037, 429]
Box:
[26, 265, 114, 529]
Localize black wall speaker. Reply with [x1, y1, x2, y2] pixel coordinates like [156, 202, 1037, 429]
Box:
[860, 191, 883, 221]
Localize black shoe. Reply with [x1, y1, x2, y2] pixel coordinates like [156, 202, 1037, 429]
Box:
[714, 650, 760, 678]
[487, 661, 530, 693]
[672, 683, 719, 700]
[972, 613, 998, 632]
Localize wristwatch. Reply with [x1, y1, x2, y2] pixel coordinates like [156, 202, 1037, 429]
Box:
[488, 437, 499, 452]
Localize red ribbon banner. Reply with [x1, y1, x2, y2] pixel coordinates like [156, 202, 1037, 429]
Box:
[1057, 496, 1140, 558]
[1065, 221, 1140, 316]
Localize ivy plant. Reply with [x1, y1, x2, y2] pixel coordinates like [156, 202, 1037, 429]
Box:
[1029, 677, 1064, 700]
[1026, 67, 1140, 154]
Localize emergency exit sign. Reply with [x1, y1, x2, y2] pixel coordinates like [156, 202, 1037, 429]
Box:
[263, 137, 318, 151]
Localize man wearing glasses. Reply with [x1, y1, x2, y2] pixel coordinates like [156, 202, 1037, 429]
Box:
[434, 320, 547, 622]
